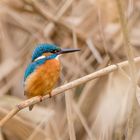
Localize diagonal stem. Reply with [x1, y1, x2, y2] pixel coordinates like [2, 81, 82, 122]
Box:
[0, 57, 140, 127]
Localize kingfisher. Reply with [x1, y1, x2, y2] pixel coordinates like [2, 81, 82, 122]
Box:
[24, 43, 80, 110]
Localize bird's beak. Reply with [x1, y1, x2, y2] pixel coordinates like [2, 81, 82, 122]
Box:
[59, 48, 80, 54]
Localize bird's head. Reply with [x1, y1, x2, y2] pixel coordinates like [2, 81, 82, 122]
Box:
[32, 43, 80, 62]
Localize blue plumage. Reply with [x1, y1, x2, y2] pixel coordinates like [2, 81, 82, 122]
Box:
[31, 43, 60, 62]
[24, 53, 58, 81]
[24, 62, 38, 81]
[24, 43, 80, 111]
[24, 43, 60, 81]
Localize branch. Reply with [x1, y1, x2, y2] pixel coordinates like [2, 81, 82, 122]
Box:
[0, 57, 140, 127]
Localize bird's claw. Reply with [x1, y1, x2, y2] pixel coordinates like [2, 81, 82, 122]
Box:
[39, 96, 43, 102]
[49, 93, 52, 98]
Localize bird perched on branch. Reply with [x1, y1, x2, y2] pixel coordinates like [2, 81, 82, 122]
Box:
[24, 43, 80, 110]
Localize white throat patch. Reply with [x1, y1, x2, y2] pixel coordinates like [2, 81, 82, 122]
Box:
[55, 55, 61, 60]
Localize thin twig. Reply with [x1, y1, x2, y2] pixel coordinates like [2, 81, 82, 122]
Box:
[0, 57, 140, 127]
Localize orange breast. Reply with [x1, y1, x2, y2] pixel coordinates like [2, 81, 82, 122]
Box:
[24, 59, 60, 98]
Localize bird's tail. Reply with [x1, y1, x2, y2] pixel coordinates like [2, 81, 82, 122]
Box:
[29, 105, 34, 111]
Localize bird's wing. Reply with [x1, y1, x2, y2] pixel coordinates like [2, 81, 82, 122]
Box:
[24, 62, 38, 81]
[24, 58, 47, 81]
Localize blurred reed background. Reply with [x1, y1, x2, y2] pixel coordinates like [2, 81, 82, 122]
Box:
[0, 0, 140, 140]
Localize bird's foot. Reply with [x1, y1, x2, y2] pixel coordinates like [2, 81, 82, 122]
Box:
[39, 96, 43, 102]
[24, 91, 27, 96]
[49, 93, 52, 98]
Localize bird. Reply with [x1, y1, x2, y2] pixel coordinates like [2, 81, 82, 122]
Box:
[24, 43, 80, 110]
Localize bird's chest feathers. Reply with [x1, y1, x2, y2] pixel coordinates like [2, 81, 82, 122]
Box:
[38, 59, 60, 77]
[25, 59, 60, 97]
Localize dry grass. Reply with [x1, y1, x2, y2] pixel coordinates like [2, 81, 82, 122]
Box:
[0, 0, 140, 140]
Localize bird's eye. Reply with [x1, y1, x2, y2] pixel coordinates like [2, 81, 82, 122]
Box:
[51, 50, 58, 53]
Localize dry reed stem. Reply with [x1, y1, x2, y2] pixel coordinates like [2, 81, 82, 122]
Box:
[50, 119, 62, 140]
[33, 0, 86, 41]
[116, 0, 137, 139]
[0, 107, 47, 137]
[55, 0, 74, 20]
[0, 57, 140, 128]
[116, 0, 136, 82]
[0, 128, 4, 140]
[62, 75, 76, 140]
[34, 0, 74, 39]
[72, 100, 96, 140]
[27, 117, 49, 140]
[86, 38, 103, 64]
[65, 92, 76, 140]
[96, 4, 110, 60]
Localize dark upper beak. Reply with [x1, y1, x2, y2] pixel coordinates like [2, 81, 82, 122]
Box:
[59, 48, 80, 54]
